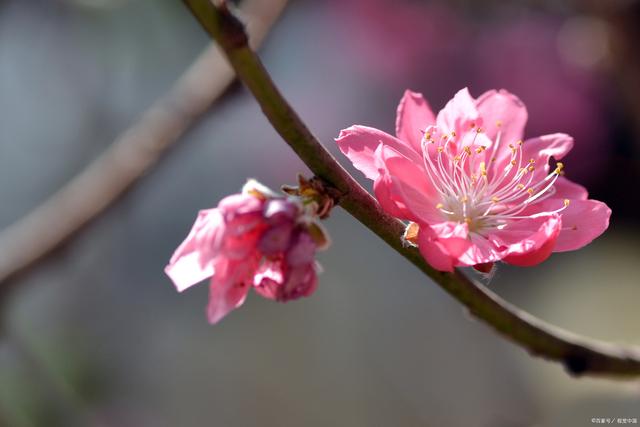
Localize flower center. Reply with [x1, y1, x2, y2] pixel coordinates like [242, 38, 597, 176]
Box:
[421, 123, 569, 234]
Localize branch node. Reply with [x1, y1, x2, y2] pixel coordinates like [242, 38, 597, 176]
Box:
[564, 354, 589, 376]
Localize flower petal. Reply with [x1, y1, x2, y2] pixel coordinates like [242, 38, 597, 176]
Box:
[475, 89, 527, 146]
[373, 172, 414, 219]
[417, 226, 458, 272]
[498, 215, 562, 267]
[436, 87, 480, 136]
[490, 133, 574, 188]
[395, 90, 436, 152]
[458, 234, 503, 266]
[429, 221, 471, 257]
[165, 209, 221, 292]
[552, 176, 588, 200]
[335, 125, 420, 180]
[206, 258, 256, 324]
[377, 144, 442, 223]
[536, 198, 611, 252]
[522, 133, 574, 180]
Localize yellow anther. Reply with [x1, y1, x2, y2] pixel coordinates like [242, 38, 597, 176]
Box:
[491, 157, 497, 162]
[437, 147, 444, 153]
[527, 188, 534, 195]
[479, 161, 487, 176]
[510, 160, 517, 166]
[475, 146, 486, 153]
[517, 140, 524, 146]
[476, 127, 483, 133]
[450, 130, 456, 137]
[516, 183, 525, 190]
[425, 132, 431, 141]
[529, 158, 535, 164]
[436, 203, 444, 209]
[463, 146, 472, 155]
[464, 217, 472, 225]
[454, 155, 461, 162]
[527, 165, 535, 172]
[460, 196, 468, 203]
[496, 120, 502, 127]
[491, 196, 500, 203]
[554, 162, 564, 174]
[563, 199, 571, 207]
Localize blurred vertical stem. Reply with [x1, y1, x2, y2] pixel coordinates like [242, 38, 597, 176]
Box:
[182, 0, 640, 378]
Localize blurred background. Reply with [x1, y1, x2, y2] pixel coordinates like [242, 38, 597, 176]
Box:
[1, 0, 639, 426]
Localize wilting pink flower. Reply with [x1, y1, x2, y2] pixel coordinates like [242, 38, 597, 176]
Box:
[165, 180, 328, 324]
[336, 88, 611, 271]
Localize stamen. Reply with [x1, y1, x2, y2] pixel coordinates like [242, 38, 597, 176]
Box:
[480, 162, 487, 177]
[423, 121, 570, 233]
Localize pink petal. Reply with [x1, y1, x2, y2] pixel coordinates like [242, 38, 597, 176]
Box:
[206, 258, 256, 324]
[285, 231, 317, 267]
[475, 89, 527, 146]
[263, 198, 299, 225]
[417, 226, 458, 272]
[490, 133, 574, 188]
[165, 209, 222, 292]
[536, 198, 611, 252]
[498, 215, 562, 267]
[377, 144, 442, 223]
[553, 176, 588, 200]
[429, 221, 471, 257]
[524, 133, 574, 162]
[436, 87, 480, 136]
[522, 133, 574, 180]
[218, 193, 264, 222]
[253, 259, 318, 302]
[252, 260, 285, 301]
[258, 223, 294, 255]
[335, 125, 420, 180]
[282, 263, 318, 301]
[395, 90, 436, 152]
[373, 172, 414, 219]
[458, 234, 503, 266]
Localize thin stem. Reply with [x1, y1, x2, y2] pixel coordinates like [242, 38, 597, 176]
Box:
[182, 0, 640, 378]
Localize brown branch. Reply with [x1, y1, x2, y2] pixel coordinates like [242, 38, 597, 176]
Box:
[182, 0, 640, 378]
[0, 0, 287, 292]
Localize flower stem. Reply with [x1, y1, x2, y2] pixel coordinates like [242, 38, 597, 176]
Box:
[182, 0, 640, 378]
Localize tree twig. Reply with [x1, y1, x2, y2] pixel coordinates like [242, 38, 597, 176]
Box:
[181, 0, 640, 378]
[0, 0, 288, 294]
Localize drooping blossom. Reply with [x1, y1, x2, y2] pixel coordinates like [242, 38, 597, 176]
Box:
[165, 180, 329, 324]
[336, 88, 611, 271]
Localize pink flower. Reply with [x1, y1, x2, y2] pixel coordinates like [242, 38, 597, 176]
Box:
[165, 181, 328, 324]
[336, 88, 611, 271]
